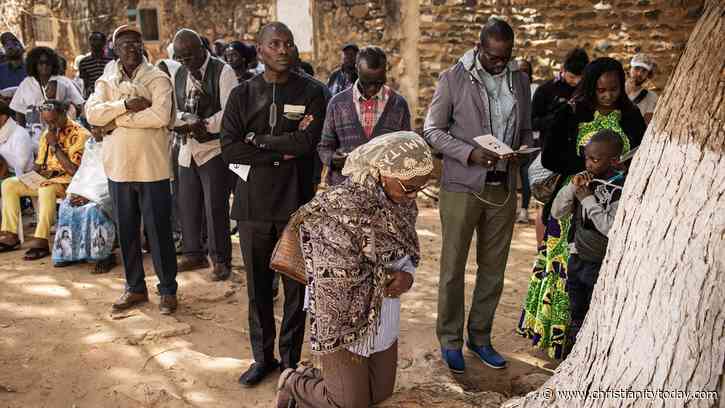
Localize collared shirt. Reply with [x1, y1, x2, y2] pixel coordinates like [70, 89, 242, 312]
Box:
[0, 117, 34, 175]
[176, 53, 238, 168]
[352, 80, 390, 139]
[35, 119, 89, 185]
[0, 62, 26, 89]
[85, 59, 175, 183]
[475, 58, 516, 172]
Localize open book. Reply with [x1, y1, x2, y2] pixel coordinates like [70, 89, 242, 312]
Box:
[473, 134, 540, 159]
[18, 171, 48, 190]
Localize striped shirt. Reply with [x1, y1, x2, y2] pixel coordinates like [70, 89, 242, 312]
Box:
[78, 54, 113, 99]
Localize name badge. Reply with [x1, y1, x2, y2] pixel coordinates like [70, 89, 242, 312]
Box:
[283, 104, 305, 120]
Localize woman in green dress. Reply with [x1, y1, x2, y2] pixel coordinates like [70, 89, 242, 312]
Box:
[517, 57, 647, 359]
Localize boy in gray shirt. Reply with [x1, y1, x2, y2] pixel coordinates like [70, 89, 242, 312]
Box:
[551, 129, 625, 351]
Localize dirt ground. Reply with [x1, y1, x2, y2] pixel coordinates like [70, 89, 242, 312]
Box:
[0, 199, 556, 407]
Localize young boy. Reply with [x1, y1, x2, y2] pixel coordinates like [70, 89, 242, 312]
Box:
[551, 129, 626, 350]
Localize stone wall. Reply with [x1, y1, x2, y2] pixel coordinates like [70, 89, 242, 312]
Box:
[0, 0, 274, 72]
[311, 0, 704, 128]
[311, 0, 404, 90]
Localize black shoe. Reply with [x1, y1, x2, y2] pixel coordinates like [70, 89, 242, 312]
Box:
[238, 360, 280, 387]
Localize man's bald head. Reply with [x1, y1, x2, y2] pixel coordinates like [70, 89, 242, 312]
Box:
[257, 22, 293, 45]
[173, 29, 206, 72]
[174, 29, 203, 47]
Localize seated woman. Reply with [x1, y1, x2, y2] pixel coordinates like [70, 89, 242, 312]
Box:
[276, 132, 434, 408]
[52, 133, 116, 273]
[0, 99, 88, 260]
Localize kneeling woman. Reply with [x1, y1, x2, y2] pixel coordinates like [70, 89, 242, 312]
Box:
[52, 136, 116, 273]
[276, 132, 433, 408]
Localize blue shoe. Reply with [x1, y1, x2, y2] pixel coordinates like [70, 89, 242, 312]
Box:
[466, 343, 507, 369]
[441, 348, 465, 374]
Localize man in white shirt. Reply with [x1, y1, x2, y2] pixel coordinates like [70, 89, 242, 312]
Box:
[171, 29, 239, 281]
[0, 102, 33, 177]
[626, 53, 659, 125]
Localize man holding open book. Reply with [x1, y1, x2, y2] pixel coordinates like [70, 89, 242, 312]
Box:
[423, 18, 534, 373]
[0, 99, 88, 260]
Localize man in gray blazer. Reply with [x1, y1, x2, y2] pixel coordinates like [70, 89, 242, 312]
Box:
[423, 18, 533, 373]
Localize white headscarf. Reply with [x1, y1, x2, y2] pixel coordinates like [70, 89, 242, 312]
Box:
[341, 131, 434, 184]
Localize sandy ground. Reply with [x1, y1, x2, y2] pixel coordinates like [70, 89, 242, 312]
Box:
[0, 199, 556, 407]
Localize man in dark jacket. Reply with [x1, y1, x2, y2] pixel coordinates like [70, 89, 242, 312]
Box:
[326, 43, 358, 95]
[221, 22, 326, 387]
[531, 48, 589, 135]
[423, 18, 533, 373]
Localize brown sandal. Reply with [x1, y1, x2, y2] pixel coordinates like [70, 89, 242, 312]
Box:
[24, 247, 50, 261]
[0, 241, 20, 252]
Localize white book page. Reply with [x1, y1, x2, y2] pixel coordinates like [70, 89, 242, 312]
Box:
[229, 163, 251, 182]
[18, 170, 47, 190]
[473, 134, 514, 157]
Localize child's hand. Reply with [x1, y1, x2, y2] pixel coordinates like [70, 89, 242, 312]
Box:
[572, 172, 593, 187]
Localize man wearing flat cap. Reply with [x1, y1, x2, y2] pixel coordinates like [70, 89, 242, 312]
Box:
[86, 24, 179, 315]
[626, 52, 659, 124]
[327, 43, 359, 95]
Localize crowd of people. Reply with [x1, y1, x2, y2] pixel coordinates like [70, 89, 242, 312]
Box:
[0, 15, 659, 407]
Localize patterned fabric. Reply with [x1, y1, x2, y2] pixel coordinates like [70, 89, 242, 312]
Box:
[297, 179, 420, 355]
[577, 110, 631, 155]
[341, 131, 433, 184]
[296, 132, 433, 355]
[319, 88, 411, 185]
[35, 119, 89, 185]
[52, 199, 116, 264]
[516, 109, 631, 359]
[352, 81, 390, 138]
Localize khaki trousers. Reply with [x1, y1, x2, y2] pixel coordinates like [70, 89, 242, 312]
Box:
[436, 184, 516, 349]
[1, 177, 64, 240]
[285, 341, 398, 408]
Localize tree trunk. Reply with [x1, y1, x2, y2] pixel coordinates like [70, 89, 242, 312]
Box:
[506, 1, 724, 407]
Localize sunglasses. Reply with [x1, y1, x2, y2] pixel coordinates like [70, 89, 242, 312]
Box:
[39, 103, 56, 112]
[396, 179, 427, 195]
[359, 79, 386, 88]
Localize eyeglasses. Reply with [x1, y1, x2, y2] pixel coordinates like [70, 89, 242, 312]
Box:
[39, 103, 56, 112]
[359, 79, 386, 89]
[396, 179, 427, 195]
[116, 41, 143, 52]
[479, 47, 511, 65]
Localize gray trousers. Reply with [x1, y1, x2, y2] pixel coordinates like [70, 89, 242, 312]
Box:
[436, 184, 516, 349]
[178, 155, 231, 265]
[284, 341, 398, 408]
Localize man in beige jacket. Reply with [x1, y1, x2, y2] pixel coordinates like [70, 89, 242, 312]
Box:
[86, 25, 179, 315]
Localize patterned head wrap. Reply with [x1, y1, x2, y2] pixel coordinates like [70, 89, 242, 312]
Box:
[341, 131, 434, 184]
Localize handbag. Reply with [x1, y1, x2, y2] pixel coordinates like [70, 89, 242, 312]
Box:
[528, 152, 561, 204]
[269, 219, 307, 285]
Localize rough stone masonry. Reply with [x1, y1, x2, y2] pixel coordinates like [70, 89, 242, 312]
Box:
[310, 0, 704, 128]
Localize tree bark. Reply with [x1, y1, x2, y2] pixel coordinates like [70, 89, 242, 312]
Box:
[506, 1, 724, 407]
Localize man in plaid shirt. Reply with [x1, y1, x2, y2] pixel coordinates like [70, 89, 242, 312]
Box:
[319, 46, 411, 186]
